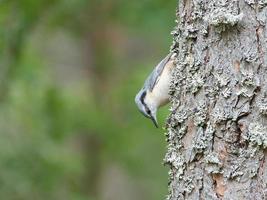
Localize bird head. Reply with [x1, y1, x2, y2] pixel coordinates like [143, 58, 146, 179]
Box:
[135, 89, 158, 128]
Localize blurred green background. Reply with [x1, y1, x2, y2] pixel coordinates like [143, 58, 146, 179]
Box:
[0, 0, 175, 199]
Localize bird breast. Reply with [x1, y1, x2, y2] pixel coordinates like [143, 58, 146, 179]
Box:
[146, 62, 173, 108]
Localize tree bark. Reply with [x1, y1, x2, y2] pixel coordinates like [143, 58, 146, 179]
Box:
[165, 1, 267, 199]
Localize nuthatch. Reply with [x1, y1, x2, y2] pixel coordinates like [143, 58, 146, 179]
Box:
[135, 52, 176, 128]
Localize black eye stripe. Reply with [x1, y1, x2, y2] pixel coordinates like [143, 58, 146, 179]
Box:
[140, 91, 146, 104]
[140, 91, 151, 116]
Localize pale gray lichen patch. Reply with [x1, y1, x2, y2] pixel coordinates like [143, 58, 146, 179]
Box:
[235, 66, 260, 97]
[191, 125, 215, 161]
[211, 104, 232, 123]
[164, 149, 186, 180]
[166, 125, 187, 149]
[245, 0, 256, 6]
[221, 87, 232, 98]
[191, 0, 205, 20]
[233, 106, 250, 121]
[204, 81, 220, 100]
[245, 0, 267, 9]
[243, 47, 259, 63]
[257, 7, 267, 27]
[188, 58, 201, 74]
[239, 67, 260, 87]
[183, 25, 199, 39]
[245, 160, 260, 179]
[174, 107, 189, 124]
[213, 72, 231, 87]
[177, 125, 188, 140]
[205, 153, 221, 165]
[245, 122, 267, 148]
[224, 152, 247, 181]
[192, 127, 207, 153]
[166, 129, 176, 141]
[186, 72, 205, 94]
[205, 152, 223, 174]
[204, 9, 243, 32]
[257, 94, 267, 115]
[236, 87, 255, 98]
[226, 164, 245, 180]
[183, 176, 195, 193]
[224, 148, 261, 183]
[169, 61, 186, 99]
[205, 122, 215, 141]
[173, 154, 185, 172]
[259, 0, 267, 7]
[193, 100, 208, 126]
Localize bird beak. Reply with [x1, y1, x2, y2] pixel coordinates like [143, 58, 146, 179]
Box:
[151, 114, 158, 128]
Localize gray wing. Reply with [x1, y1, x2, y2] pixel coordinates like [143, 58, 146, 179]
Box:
[144, 53, 172, 92]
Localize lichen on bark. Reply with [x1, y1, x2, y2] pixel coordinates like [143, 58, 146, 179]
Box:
[165, 0, 267, 199]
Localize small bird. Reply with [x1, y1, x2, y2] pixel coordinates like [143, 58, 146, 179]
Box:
[135, 52, 176, 128]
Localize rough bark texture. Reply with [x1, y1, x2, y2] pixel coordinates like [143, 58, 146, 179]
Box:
[165, 0, 267, 199]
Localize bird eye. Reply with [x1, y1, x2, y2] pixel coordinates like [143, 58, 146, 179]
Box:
[144, 105, 151, 117]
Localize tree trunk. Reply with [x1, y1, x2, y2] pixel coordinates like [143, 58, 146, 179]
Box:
[165, 1, 267, 199]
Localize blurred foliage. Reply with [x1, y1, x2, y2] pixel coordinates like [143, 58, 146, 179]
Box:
[0, 0, 175, 199]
